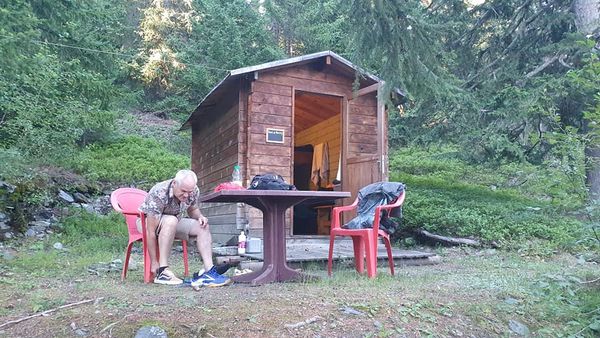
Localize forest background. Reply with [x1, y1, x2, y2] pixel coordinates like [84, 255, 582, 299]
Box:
[0, 0, 599, 335]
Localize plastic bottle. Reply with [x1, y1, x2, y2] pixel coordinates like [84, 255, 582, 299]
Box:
[237, 231, 246, 255]
[232, 165, 242, 186]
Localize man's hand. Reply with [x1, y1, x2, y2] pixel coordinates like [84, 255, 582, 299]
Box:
[197, 215, 208, 228]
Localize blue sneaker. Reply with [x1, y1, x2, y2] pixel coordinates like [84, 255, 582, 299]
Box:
[190, 266, 232, 288]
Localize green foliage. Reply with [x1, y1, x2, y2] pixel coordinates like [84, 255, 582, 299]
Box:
[0, 0, 128, 159]
[69, 136, 189, 184]
[60, 211, 127, 252]
[264, 0, 351, 56]
[529, 273, 600, 337]
[390, 146, 587, 251]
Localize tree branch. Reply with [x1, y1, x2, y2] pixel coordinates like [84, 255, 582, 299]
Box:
[0, 298, 102, 329]
[525, 54, 559, 78]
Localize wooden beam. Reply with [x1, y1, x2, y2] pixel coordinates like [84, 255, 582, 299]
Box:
[355, 83, 379, 98]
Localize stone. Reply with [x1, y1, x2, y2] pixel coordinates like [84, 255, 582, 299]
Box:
[508, 319, 530, 336]
[0, 181, 16, 193]
[73, 192, 90, 204]
[53, 242, 64, 250]
[58, 190, 75, 203]
[134, 326, 168, 338]
[0, 212, 8, 222]
[0, 222, 10, 231]
[25, 229, 36, 237]
[1, 248, 16, 260]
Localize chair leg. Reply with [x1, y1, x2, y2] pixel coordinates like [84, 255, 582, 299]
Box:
[122, 242, 134, 281]
[382, 236, 395, 276]
[352, 236, 365, 274]
[327, 234, 336, 276]
[364, 232, 377, 278]
[182, 240, 189, 277]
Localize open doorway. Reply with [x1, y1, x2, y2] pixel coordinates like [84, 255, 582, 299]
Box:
[292, 91, 342, 235]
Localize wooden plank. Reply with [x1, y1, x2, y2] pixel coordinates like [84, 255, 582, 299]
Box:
[252, 102, 292, 116]
[251, 92, 292, 106]
[250, 113, 292, 126]
[252, 80, 292, 97]
[248, 154, 292, 166]
[354, 83, 379, 97]
[246, 142, 292, 156]
[349, 133, 378, 144]
[270, 65, 354, 85]
[260, 73, 352, 98]
[348, 142, 377, 154]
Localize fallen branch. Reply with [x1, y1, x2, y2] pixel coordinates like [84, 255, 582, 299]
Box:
[100, 313, 134, 335]
[0, 297, 102, 329]
[412, 229, 481, 247]
[285, 316, 322, 329]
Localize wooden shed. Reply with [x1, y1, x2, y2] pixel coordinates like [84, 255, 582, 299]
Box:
[181, 51, 404, 244]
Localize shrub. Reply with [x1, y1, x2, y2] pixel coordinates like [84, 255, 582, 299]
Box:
[69, 136, 189, 185]
[390, 146, 586, 251]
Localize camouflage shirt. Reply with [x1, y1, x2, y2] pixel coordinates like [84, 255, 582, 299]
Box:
[139, 179, 199, 219]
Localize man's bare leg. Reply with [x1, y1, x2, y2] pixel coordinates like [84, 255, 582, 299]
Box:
[157, 215, 178, 268]
[188, 220, 214, 272]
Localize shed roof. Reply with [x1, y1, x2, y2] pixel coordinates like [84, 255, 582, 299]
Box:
[181, 51, 404, 130]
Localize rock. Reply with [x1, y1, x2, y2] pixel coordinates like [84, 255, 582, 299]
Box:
[79, 203, 95, 214]
[1, 247, 17, 260]
[53, 242, 64, 250]
[0, 212, 8, 222]
[0, 181, 16, 193]
[73, 192, 90, 204]
[508, 319, 530, 336]
[340, 306, 365, 316]
[0, 222, 10, 232]
[58, 190, 75, 203]
[134, 326, 168, 338]
[29, 220, 51, 228]
[2, 232, 14, 240]
[25, 229, 36, 237]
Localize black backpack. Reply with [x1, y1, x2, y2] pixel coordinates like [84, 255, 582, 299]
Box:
[248, 173, 296, 190]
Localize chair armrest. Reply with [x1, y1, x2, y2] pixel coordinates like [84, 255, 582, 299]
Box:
[376, 192, 406, 211]
[331, 198, 359, 230]
[373, 192, 406, 232]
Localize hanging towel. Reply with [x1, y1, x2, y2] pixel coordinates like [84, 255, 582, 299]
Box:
[311, 142, 329, 188]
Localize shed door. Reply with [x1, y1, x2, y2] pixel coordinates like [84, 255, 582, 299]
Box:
[343, 88, 384, 202]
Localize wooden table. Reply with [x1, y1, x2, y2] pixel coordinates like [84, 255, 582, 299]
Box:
[199, 190, 351, 285]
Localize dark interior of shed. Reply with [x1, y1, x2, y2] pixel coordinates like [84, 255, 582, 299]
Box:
[292, 91, 341, 236]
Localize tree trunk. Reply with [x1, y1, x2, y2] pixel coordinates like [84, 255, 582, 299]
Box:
[586, 147, 600, 199]
[574, 1, 600, 200]
[573, 0, 600, 35]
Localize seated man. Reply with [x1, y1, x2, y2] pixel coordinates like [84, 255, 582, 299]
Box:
[138, 169, 231, 287]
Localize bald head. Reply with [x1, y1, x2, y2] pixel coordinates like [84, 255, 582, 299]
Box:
[173, 170, 197, 202]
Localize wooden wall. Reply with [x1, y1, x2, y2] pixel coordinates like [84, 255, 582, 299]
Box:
[192, 91, 241, 244]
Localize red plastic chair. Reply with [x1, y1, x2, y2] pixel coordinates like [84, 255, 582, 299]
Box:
[327, 190, 405, 278]
[110, 188, 189, 283]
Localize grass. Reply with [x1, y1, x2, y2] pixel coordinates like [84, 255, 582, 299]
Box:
[0, 231, 598, 336]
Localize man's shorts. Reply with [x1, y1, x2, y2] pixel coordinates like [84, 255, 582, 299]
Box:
[136, 216, 198, 241]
